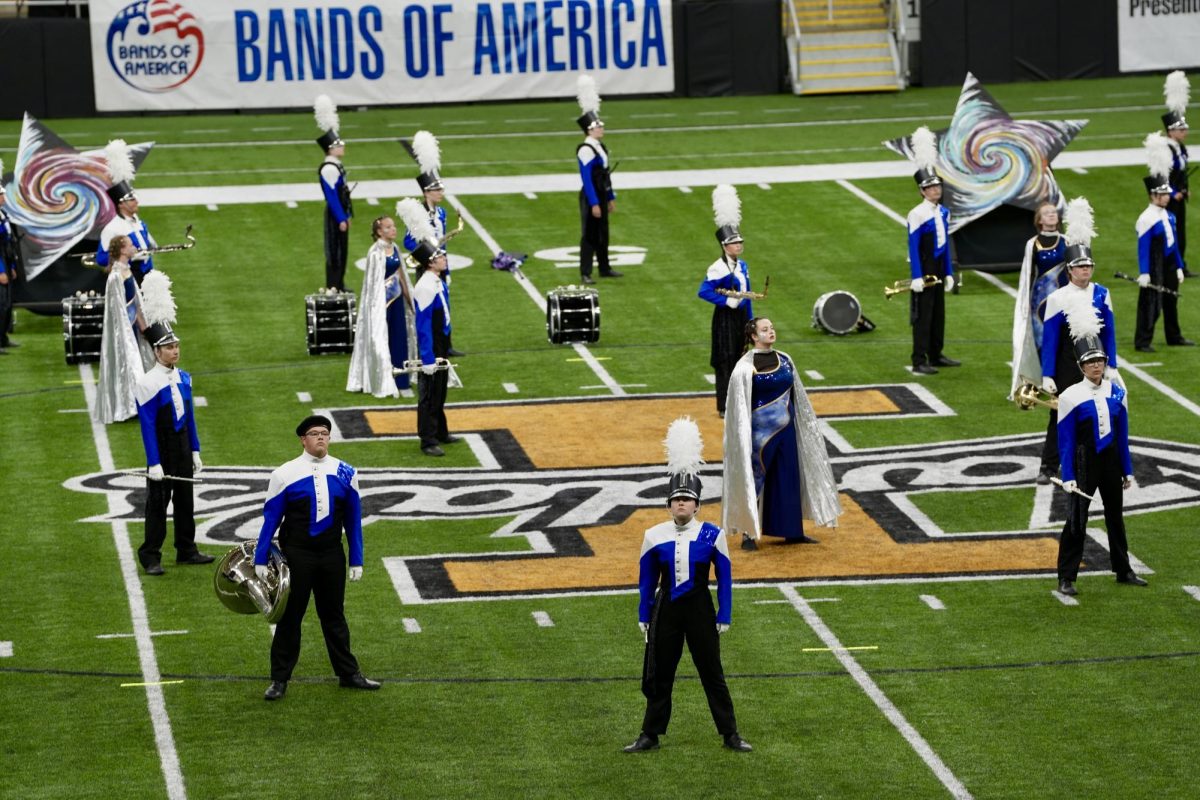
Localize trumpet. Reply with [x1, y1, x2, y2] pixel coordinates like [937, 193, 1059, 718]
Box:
[440, 216, 465, 246]
[1013, 376, 1059, 411]
[76, 225, 197, 268]
[717, 275, 769, 301]
[392, 357, 458, 375]
[884, 275, 942, 299]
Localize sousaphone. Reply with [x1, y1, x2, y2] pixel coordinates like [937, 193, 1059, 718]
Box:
[213, 541, 290, 624]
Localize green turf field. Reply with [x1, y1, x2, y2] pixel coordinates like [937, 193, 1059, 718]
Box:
[2, 73, 1199, 799]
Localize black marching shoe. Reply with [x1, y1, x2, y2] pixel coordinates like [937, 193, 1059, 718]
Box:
[339, 672, 382, 690]
[1036, 471, 1052, 486]
[144, 563, 165, 576]
[1, 340, 18, 348]
[1167, 338, 1196, 347]
[1117, 572, 1149, 587]
[438, 435, 461, 444]
[600, 269, 624, 278]
[264, 681, 287, 701]
[932, 356, 961, 367]
[741, 534, 758, 552]
[723, 733, 753, 752]
[176, 551, 215, 565]
[1135, 345, 1156, 353]
[447, 347, 466, 357]
[912, 363, 938, 375]
[1056, 579, 1077, 596]
[623, 733, 659, 753]
[421, 445, 445, 457]
[580, 275, 596, 285]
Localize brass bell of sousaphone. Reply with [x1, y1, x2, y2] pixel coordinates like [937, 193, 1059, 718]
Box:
[213, 541, 291, 624]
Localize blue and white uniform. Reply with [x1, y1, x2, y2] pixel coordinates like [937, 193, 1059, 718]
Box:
[319, 156, 352, 291]
[578, 135, 615, 279]
[135, 363, 199, 468]
[1040, 283, 1117, 383]
[254, 452, 363, 568]
[1056, 379, 1132, 484]
[404, 204, 450, 288]
[1136, 204, 1183, 276]
[413, 268, 450, 367]
[638, 518, 732, 626]
[1134, 202, 1188, 348]
[906, 198, 954, 368]
[94, 213, 156, 275]
[698, 255, 752, 415]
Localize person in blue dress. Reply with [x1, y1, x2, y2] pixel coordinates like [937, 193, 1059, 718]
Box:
[722, 318, 842, 552]
[347, 214, 416, 398]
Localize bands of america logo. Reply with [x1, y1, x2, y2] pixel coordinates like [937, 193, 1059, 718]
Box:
[67, 390, 1200, 603]
[106, 0, 205, 93]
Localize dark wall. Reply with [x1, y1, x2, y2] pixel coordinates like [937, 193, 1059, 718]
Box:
[675, 0, 784, 96]
[0, 19, 95, 119]
[919, 0, 1119, 86]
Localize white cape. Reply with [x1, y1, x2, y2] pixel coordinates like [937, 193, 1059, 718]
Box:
[721, 349, 842, 538]
[93, 267, 146, 424]
[347, 241, 414, 398]
[1009, 236, 1043, 399]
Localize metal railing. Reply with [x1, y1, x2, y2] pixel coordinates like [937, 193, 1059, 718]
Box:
[887, 0, 908, 89]
[783, 0, 805, 95]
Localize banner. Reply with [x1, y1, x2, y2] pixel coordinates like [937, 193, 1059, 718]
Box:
[89, 0, 673, 112]
[1118, 0, 1200, 72]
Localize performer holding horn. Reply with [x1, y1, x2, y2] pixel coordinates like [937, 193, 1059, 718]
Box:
[698, 185, 753, 419]
[1134, 132, 1191, 352]
[624, 417, 751, 754]
[722, 318, 842, 551]
[347, 210, 416, 398]
[94, 234, 151, 424]
[134, 273, 212, 575]
[1162, 71, 1191, 277]
[93, 139, 157, 284]
[1054, 327, 1146, 597]
[315, 95, 352, 291]
[904, 126, 959, 374]
[575, 75, 621, 285]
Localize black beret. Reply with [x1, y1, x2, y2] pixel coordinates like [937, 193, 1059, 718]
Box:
[296, 414, 333, 437]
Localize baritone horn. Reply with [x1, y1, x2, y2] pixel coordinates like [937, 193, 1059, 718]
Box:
[884, 275, 942, 299]
[1014, 376, 1059, 411]
[213, 541, 290, 624]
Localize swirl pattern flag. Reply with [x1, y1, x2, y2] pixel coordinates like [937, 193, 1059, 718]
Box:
[4, 113, 152, 283]
[884, 73, 1087, 232]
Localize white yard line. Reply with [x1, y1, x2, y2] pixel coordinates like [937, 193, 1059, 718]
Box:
[80, 364, 186, 800]
[779, 586, 973, 799]
[532, 611, 555, 627]
[1182, 585, 1200, 602]
[402, 618, 423, 634]
[919, 594, 945, 610]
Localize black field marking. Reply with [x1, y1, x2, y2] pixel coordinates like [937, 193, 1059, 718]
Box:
[5, 650, 1199, 686]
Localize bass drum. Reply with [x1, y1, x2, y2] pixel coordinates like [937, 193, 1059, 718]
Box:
[305, 290, 356, 355]
[546, 286, 600, 344]
[811, 290, 863, 336]
[62, 292, 104, 365]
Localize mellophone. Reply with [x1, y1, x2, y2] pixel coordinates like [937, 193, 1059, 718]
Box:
[546, 285, 600, 344]
[75, 225, 197, 268]
[62, 291, 104, 365]
[305, 288, 356, 355]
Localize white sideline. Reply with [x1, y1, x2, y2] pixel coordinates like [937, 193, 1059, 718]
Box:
[780, 586, 973, 800]
[837, 181, 1200, 419]
[80, 364, 186, 800]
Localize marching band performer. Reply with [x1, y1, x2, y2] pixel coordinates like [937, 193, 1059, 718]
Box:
[315, 95, 352, 291]
[93, 139, 157, 284]
[1134, 132, 1191, 352]
[698, 185, 753, 419]
[0, 163, 17, 354]
[255, 415, 379, 701]
[722, 318, 842, 551]
[1162, 71, 1190, 277]
[400, 200, 458, 457]
[134, 275, 212, 575]
[94, 235, 151, 424]
[905, 126, 959, 374]
[347, 212, 415, 397]
[403, 131, 463, 357]
[575, 75, 621, 285]
[1054, 329, 1146, 597]
[624, 417, 751, 754]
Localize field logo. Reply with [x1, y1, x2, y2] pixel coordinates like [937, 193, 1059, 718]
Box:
[107, 0, 205, 93]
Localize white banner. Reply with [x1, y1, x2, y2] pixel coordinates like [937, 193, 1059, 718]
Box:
[1118, 0, 1200, 72]
[90, 0, 674, 112]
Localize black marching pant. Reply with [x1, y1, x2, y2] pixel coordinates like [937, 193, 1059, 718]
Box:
[640, 589, 737, 738]
[578, 192, 611, 278]
[714, 359, 737, 415]
[910, 284, 946, 366]
[1168, 199, 1186, 262]
[1040, 410, 1059, 475]
[417, 368, 449, 447]
[324, 211, 349, 291]
[139, 427, 198, 567]
[1057, 445, 1133, 581]
[271, 543, 360, 682]
[0, 278, 12, 344]
[1135, 264, 1184, 347]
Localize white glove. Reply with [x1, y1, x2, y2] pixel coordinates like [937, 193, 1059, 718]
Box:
[910, 277, 925, 294]
[717, 624, 730, 635]
[1123, 474, 1135, 490]
[945, 274, 956, 292]
[1061, 480, 1078, 495]
[1137, 272, 1151, 288]
[192, 452, 203, 475]
[255, 564, 270, 580]
[724, 296, 740, 309]
[348, 566, 363, 582]
[1041, 376, 1058, 395]
[638, 622, 649, 635]
[147, 464, 164, 481]
[420, 363, 437, 375]
[1178, 268, 1186, 285]
[1104, 366, 1123, 388]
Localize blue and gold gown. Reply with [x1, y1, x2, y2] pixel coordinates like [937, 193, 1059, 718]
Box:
[749, 350, 805, 538]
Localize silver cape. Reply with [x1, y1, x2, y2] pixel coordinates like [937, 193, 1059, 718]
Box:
[93, 266, 146, 424]
[1010, 236, 1043, 399]
[721, 349, 842, 538]
[347, 241, 414, 398]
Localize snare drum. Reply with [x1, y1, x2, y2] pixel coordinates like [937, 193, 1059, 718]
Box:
[546, 286, 600, 344]
[62, 292, 104, 365]
[305, 290, 356, 355]
[811, 290, 863, 336]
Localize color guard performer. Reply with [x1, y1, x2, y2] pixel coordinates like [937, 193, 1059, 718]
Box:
[905, 126, 959, 374]
[94, 235, 150, 424]
[93, 140, 157, 284]
[698, 185, 753, 418]
[315, 95, 352, 291]
[624, 417, 751, 754]
[575, 75, 621, 285]
[1134, 132, 1191, 352]
[1054, 331, 1146, 597]
[346, 212, 414, 398]
[1162, 71, 1190, 277]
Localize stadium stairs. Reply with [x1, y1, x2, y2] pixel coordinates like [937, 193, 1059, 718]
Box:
[785, 0, 904, 96]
